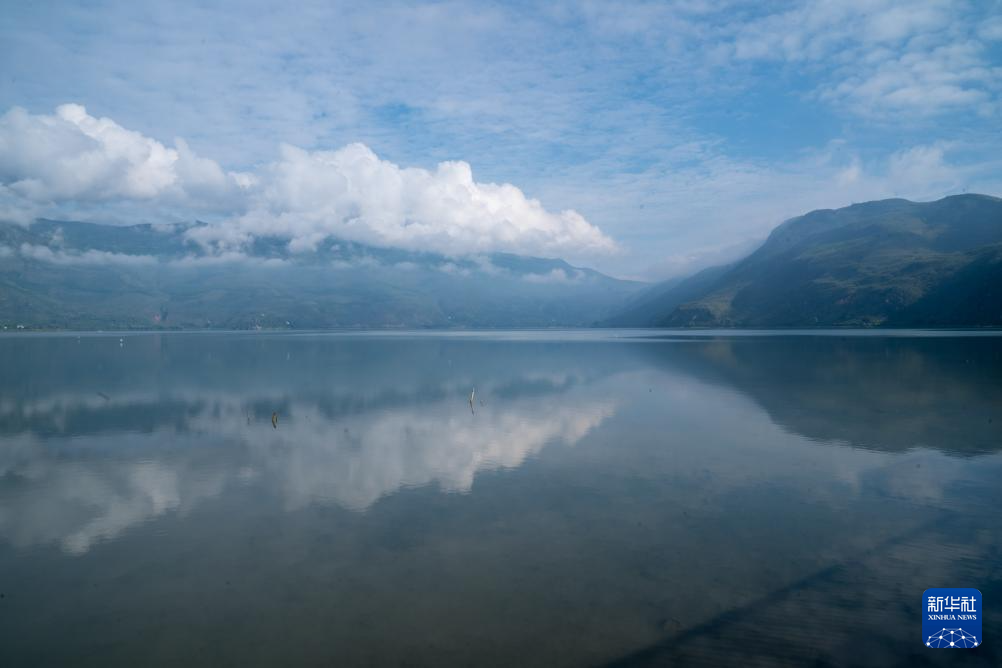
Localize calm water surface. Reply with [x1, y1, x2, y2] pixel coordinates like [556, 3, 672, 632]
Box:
[0, 330, 1000, 667]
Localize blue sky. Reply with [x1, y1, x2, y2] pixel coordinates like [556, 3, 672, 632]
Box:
[1, 0, 1001, 279]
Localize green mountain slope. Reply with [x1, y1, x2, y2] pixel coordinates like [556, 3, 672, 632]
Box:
[610, 194, 1002, 328]
[597, 263, 733, 327]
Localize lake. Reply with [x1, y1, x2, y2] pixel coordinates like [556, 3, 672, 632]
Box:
[1, 330, 1000, 666]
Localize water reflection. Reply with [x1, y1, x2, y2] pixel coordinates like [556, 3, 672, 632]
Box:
[1, 332, 1000, 559]
[637, 334, 1002, 454]
[0, 332, 1000, 667]
[0, 335, 620, 554]
[0, 436, 228, 554]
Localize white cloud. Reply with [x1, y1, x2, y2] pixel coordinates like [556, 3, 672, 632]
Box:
[187, 142, 617, 259]
[14, 241, 293, 269]
[19, 243, 158, 266]
[819, 41, 999, 117]
[434, 261, 472, 277]
[522, 268, 582, 284]
[884, 143, 962, 196]
[1, 105, 617, 260]
[0, 184, 40, 225]
[330, 255, 382, 271]
[720, 1, 1000, 118]
[0, 104, 247, 209]
[0, 3, 998, 279]
[166, 251, 287, 269]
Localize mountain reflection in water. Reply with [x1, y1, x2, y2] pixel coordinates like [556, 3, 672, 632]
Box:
[0, 331, 999, 667]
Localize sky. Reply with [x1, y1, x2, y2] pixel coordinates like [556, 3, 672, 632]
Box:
[1, 0, 1000, 280]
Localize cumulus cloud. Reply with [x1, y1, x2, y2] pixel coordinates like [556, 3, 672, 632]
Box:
[0, 105, 616, 260]
[186, 142, 616, 258]
[0, 104, 249, 210]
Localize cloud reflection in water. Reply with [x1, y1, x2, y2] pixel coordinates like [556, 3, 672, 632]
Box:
[0, 386, 615, 554]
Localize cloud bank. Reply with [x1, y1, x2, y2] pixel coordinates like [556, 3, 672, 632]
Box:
[0, 105, 616, 260]
[19, 243, 158, 267]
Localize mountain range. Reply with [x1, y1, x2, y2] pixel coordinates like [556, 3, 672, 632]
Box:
[1, 193, 1000, 329]
[603, 194, 1002, 328]
[0, 219, 643, 329]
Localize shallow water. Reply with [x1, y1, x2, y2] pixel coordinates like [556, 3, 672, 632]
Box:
[0, 330, 1000, 667]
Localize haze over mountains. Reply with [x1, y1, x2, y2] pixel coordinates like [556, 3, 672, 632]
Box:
[0, 219, 642, 329]
[1, 193, 999, 329]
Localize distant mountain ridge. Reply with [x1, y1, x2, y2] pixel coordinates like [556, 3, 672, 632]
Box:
[603, 194, 1002, 328]
[4, 194, 1001, 330]
[0, 219, 644, 329]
